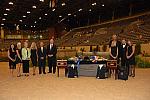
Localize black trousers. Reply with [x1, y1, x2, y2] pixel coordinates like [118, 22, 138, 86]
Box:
[48, 58, 56, 73]
[38, 60, 46, 74]
[22, 60, 29, 73]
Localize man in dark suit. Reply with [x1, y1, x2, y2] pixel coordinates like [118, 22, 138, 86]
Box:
[47, 39, 57, 74]
[38, 42, 47, 74]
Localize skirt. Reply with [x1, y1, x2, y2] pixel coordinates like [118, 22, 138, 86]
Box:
[9, 60, 16, 69]
[22, 60, 30, 73]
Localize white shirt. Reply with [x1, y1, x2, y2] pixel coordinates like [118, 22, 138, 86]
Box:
[41, 47, 43, 53]
[50, 44, 53, 50]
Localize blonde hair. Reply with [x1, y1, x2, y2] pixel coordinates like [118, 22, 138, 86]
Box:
[17, 42, 21, 49]
[30, 42, 37, 49]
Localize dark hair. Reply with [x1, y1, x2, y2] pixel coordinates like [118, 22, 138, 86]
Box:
[9, 44, 16, 53]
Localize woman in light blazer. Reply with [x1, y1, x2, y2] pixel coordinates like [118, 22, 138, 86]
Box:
[22, 42, 31, 76]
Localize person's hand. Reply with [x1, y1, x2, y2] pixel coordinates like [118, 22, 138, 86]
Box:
[127, 56, 130, 59]
[12, 59, 15, 62]
[48, 55, 53, 57]
[41, 57, 44, 59]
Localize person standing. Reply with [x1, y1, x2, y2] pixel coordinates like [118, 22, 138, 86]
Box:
[37, 42, 47, 74]
[16, 42, 22, 77]
[109, 34, 120, 60]
[120, 39, 127, 66]
[47, 39, 57, 74]
[126, 40, 135, 77]
[8, 44, 17, 77]
[22, 42, 31, 76]
[30, 42, 38, 75]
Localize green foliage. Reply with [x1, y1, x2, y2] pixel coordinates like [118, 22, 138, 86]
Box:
[135, 56, 150, 68]
[102, 44, 107, 52]
[135, 41, 141, 55]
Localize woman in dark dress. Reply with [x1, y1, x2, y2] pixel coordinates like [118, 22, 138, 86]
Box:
[109, 34, 120, 75]
[126, 40, 135, 77]
[16, 42, 22, 77]
[109, 35, 120, 60]
[8, 44, 17, 77]
[30, 42, 38, 75]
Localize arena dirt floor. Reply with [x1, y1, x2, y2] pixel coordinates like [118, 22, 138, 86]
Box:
[0, 62, 150, 100]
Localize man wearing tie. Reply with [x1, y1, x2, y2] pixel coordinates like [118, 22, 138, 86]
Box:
[47, 39, 57, 74]
[38, 42, 47, 74]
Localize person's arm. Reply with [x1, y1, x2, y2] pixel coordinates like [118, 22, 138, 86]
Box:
[21, 48, 26, 60]
[8, 50, 15, 62]
[128, 46, 135, 59]
[27, 48, 31, 59]
[16, 50, 22, 61]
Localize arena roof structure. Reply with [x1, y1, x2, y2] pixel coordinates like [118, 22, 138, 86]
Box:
[0, 0, 150, 30]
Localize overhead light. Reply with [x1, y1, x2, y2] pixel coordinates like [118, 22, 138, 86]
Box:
[59, 15, 62, 17]
[45, 13, 47, 16]
[78, 9, 83, 12]
[25, 25, 27, 26]
[102, 4, 105, 6]
[62, 3, 66, 6]
[19, 20, 22, 22]
[6, 8, 10, 11]
[32, 6, 36, 8]
[39, 17, 41, 19]
[34, 21, 37, 23]
[89, 9, 92, 12]
[23, 15, 26, 18]
[52, 8, 55, 11]
[74, 15, 76, 17]
[34, 26, 35, 27]
[2, 18, 6, 21]
[31, 26, 33, 27]
[4, 13, 8, 16]
[27, 11, 30, 14]
[9, 2, 13, 5]
[39, 0, 44, 2]
[92, 2, 96, 6]
[1, 23, 4, 25]
[68, 13, 71, 16]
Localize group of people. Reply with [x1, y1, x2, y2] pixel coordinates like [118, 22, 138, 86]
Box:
[109, 34, 135, 77]
[8, 39, 57, 77]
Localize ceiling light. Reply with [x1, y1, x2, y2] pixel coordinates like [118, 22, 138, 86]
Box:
[23, 16, 26, 18]
[6, 8, 10, 11]
[19, 20, 22, 22]
[27, 11, 30, 14]
[52, 8, 55, 11]
[9, 2, 13, 5]
[2, 18, 6, 21]
[32, 6, 36, 8]
[68, 13, 71, 16]
[39, 0, 44, 2]
[102, 4, 105, 6]
[78, 9, 82, 12]
[89, 9, 92, 12]
[62, 3, 66, 6]
[25, 25, 27, 26]
[31, 26, 33, 27]
[45, 13, 47, 15]
[59, 15, 62, 17]
[74, 15, 76, 17]
[39, 17, 41, 19]
[1, 23, 4, 25]
[92, 2, 96, 6]
[4, 13, 8, 16]
[34, 26, 35, 27]
[34, 21, 37, 23]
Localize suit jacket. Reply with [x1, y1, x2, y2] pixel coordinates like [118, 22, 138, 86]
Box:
[37, 47, 47, 66]
[47, 44, 57, 59]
